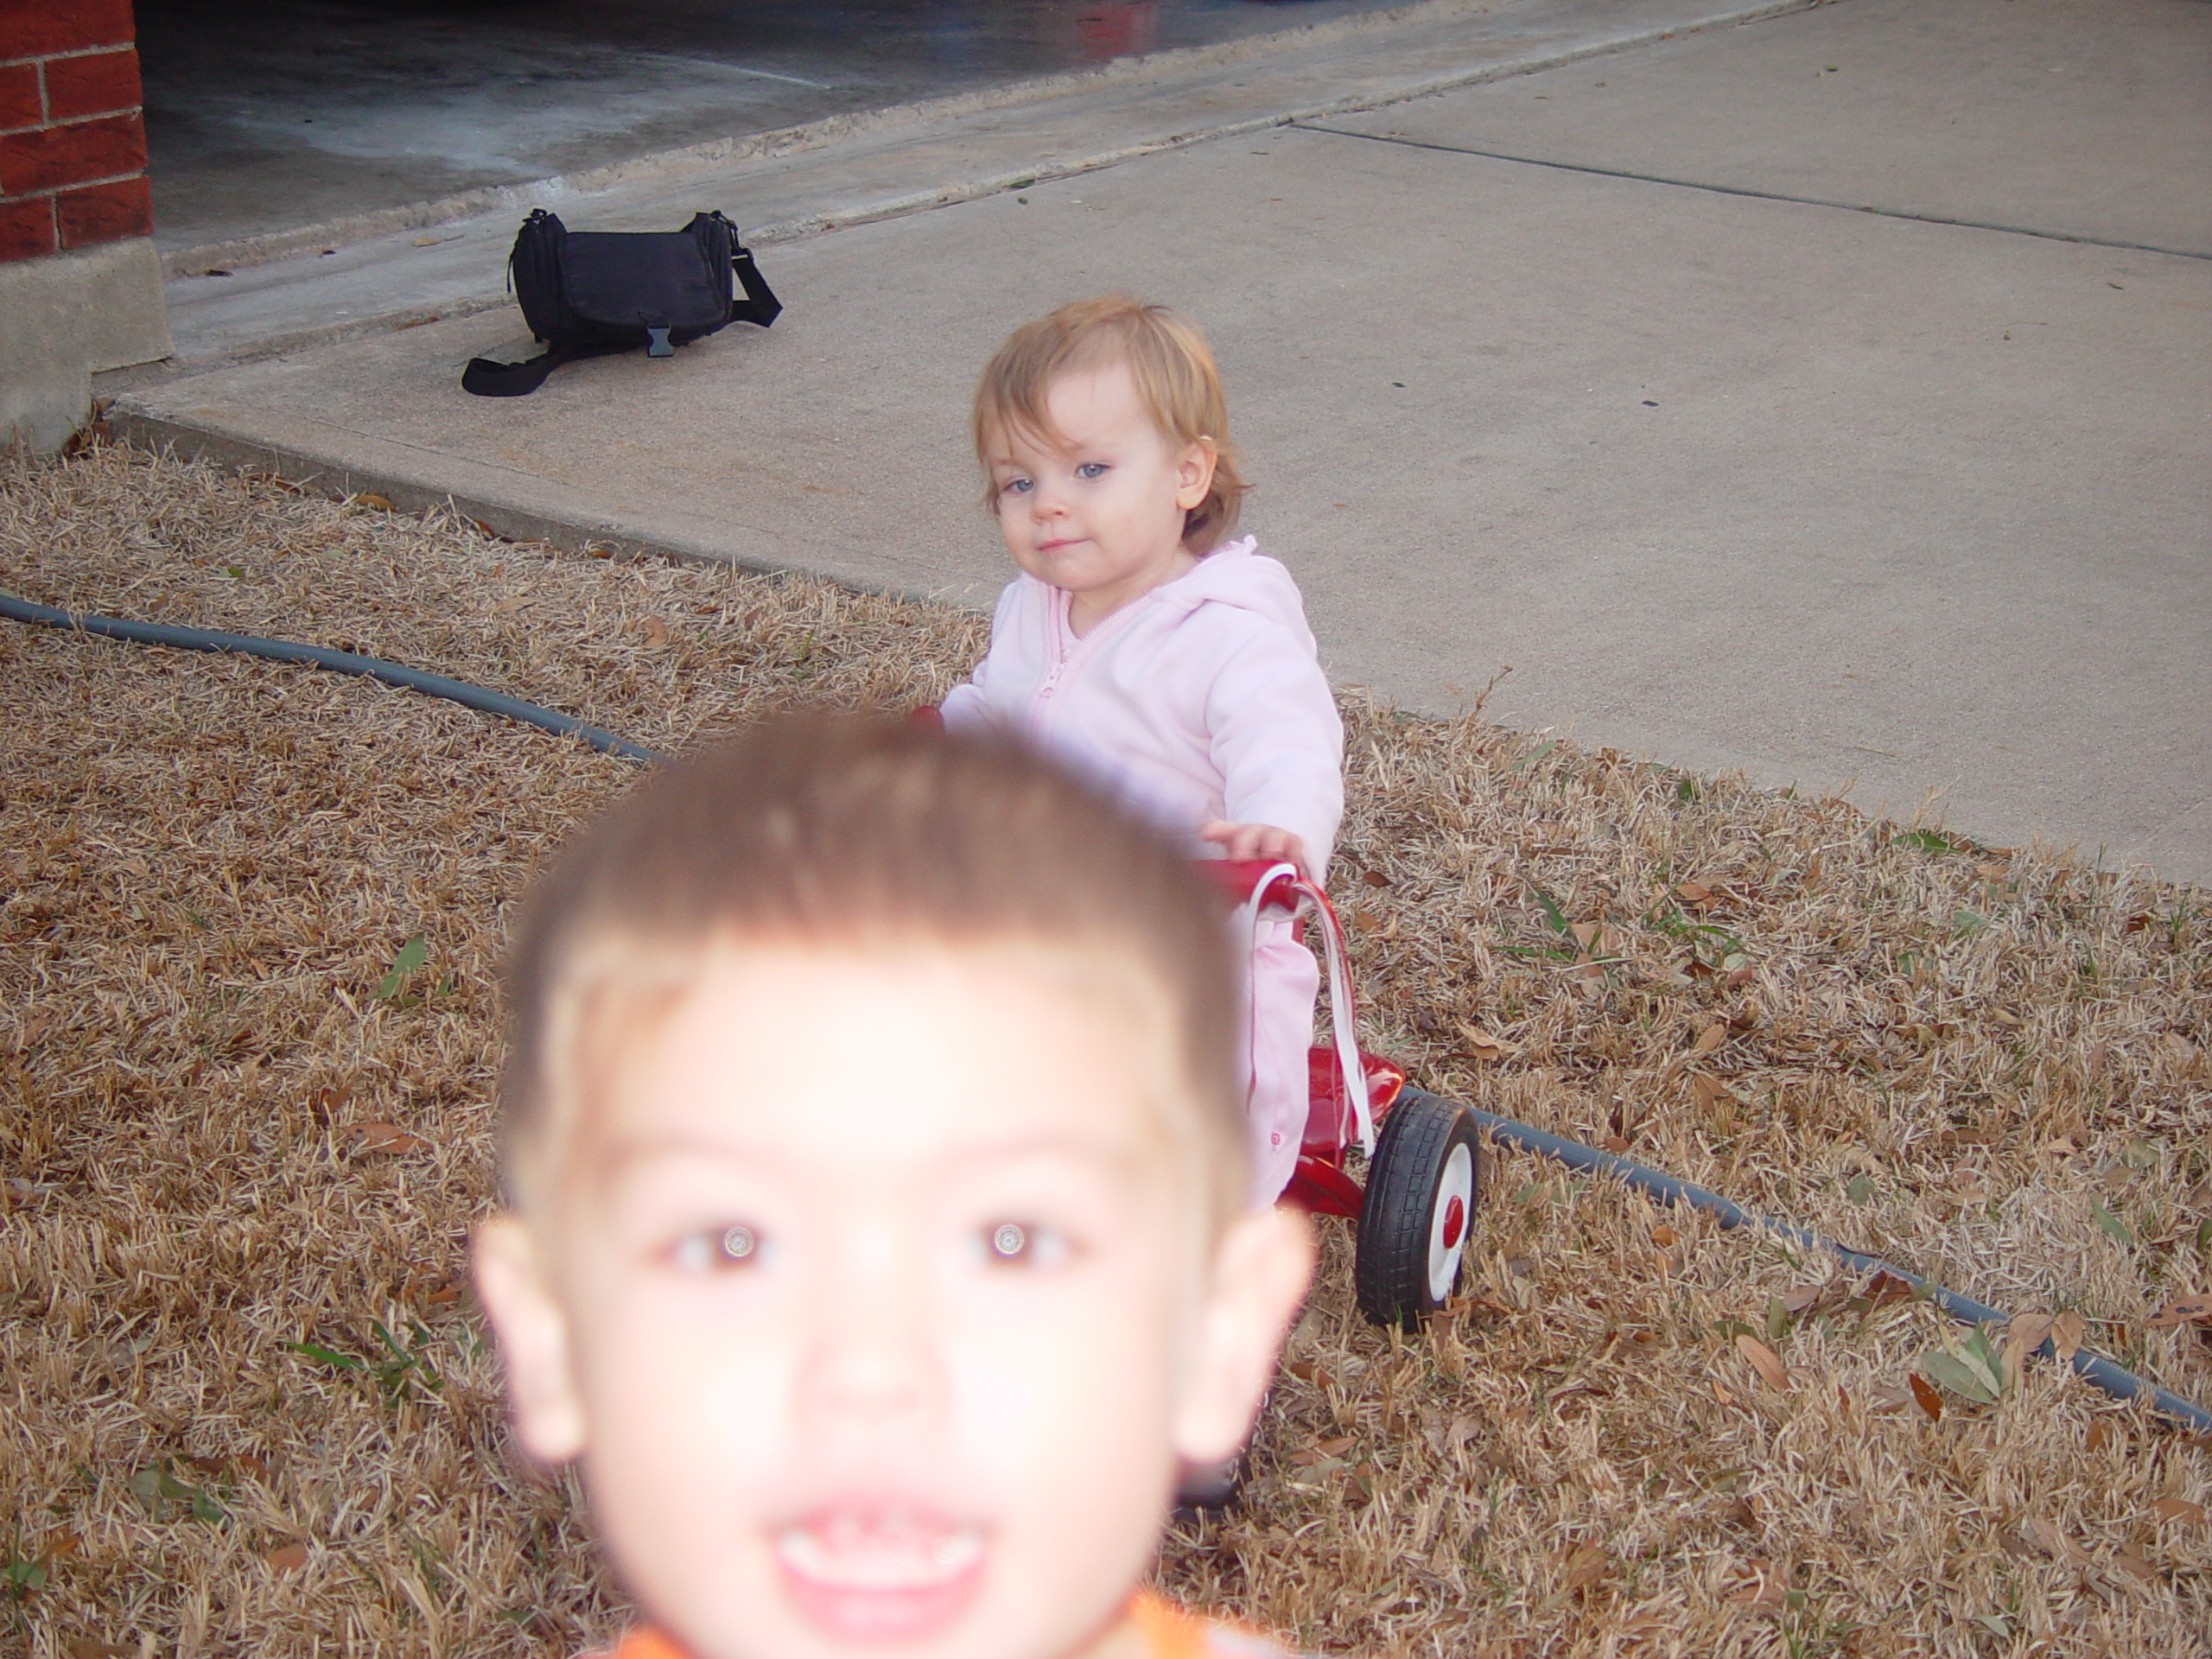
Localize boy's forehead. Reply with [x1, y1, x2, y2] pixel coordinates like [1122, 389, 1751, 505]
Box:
[586, 938, 1195, 1161]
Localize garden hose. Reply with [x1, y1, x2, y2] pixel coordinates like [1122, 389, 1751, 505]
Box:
[1440, 1091, 2212, 1435]
[10, 590, 2202, 1433]
[1, 593, 664, 763]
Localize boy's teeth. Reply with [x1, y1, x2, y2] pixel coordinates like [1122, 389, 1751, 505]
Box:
[774, 1512, 983, 1590]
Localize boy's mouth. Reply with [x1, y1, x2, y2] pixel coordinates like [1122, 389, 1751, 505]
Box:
[773, 1507, 987, 1639]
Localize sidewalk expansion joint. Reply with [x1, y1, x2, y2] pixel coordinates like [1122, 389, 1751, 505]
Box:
[1291, 124, 2212, 263]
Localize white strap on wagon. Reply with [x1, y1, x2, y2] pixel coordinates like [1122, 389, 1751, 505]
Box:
[1230, 861, 1375, 1159]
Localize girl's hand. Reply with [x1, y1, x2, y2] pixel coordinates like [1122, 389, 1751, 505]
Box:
[1201, 821, 1308, 872]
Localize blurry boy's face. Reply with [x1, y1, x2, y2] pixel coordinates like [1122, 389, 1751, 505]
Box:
[477, 943, 1309, 1659]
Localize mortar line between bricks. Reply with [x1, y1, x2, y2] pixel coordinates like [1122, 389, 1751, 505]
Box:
[1292, 122, 2212, 263]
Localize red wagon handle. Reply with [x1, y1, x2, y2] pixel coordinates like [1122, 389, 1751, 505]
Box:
[1204, 856, 1374, 1159]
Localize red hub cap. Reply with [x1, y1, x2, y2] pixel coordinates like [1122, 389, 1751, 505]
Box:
[1440, 1195, 1466, 1250]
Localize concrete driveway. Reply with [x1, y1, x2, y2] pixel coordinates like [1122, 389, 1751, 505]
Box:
[110, 0, 2212, 880]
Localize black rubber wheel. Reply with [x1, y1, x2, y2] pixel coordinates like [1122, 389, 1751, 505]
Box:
[1353, 1089, 1481, 1329]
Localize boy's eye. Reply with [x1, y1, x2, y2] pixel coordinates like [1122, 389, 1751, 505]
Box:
[669, 1224, 764, 1273]
[1074, 461, 1108, 480]
[981, 1221, 1068, 1269]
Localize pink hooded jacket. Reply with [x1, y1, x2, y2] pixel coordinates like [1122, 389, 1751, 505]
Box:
[941, 537, 1344, 876]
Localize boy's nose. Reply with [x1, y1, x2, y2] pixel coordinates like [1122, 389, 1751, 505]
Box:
[795, 1230, 944, 1429]
[797, 1312, 946, 1435]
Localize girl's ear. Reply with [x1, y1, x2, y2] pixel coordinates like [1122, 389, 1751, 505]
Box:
[1174, 438, 1220, 513]
[1171, 1205, 1314, 1463]
[474, 1216, 589, 1463]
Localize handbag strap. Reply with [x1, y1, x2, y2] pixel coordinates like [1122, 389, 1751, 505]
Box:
[730, 248, 781, 327]
[712, 213, 781, 328]
[461, 336, 628, 398]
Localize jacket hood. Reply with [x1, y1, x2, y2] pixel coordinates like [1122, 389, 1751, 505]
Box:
[1150, 536, 1312, 632]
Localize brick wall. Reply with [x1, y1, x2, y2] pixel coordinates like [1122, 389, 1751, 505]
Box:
[0, 0, 150, 264]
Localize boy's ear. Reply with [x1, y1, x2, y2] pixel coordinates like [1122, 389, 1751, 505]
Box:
[1172, 1205, 1314, 1463]
[474, 1216, 589, 1463]
[1174, 439, 1220, 513]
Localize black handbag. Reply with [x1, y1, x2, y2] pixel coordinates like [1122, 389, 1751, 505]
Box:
[461, 208, 781, 397]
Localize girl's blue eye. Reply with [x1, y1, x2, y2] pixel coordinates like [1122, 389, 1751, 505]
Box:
[670, 1224, 764, 1273]
[1074, 462, 1108, 480]
[982, 1222, 1068, 1269]
[1002, 477, 1033, 495]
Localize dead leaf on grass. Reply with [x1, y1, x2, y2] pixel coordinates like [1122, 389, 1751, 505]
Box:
[2151, 1497, 2206, 1526]
[643, 616, 668, 647]
[2024, 1517, 2093, 1567]
[2001, 1312, 2055, 1389]
[2051, 1309, 2086, 1360]
[1861, 1269, 1917, 1307]
[2146, 1297, 2212, 1328]
[1781, 1282, 1829, 1316]
[2112, 1548, 2161, 1583]
[1559, 1543, 1610, 1593]
[264, 1541, 308, 1572]
[307, 1080, 353, 1125]
[1908, 1373, 1943, 1421]
[1456, 1023, 1517, 1060]
[1730, 1558, 1786, 1611]
[1692, 1021, 1728, 1056]
[1735, 1333, 1789, 1390]
[347, 1122, 429, 1156]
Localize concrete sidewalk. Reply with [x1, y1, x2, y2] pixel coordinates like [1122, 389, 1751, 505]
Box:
[108, 0, 2212, 880]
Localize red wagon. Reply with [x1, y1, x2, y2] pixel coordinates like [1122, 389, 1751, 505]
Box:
[1202, 860, 1482, 1328]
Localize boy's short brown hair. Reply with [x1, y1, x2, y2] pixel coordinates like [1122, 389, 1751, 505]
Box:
[500, 716, 1245, 1216]
[975, 296, 1248, 553]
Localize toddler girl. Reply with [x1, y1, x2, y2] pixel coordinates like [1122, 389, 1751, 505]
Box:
[942, 296, 1343, 1207]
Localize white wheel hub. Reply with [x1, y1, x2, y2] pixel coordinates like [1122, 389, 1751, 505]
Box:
[1427, 1141, 1475, 1304]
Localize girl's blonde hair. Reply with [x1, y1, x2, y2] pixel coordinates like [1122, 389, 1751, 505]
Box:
[974, 296, 1247, 553]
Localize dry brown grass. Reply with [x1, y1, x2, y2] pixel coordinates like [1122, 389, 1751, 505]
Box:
[3, 445, 2206, 1658]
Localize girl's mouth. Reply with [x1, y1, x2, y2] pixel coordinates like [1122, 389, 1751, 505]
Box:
[773, 1508, 987, 1640]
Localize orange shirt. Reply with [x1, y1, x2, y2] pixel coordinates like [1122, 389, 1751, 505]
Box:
[601, 1589, 1288, 1659]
